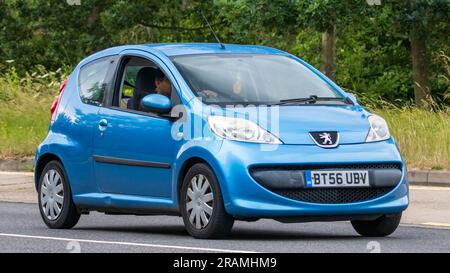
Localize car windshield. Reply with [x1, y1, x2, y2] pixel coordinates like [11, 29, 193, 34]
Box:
[171, 54, 343, 105]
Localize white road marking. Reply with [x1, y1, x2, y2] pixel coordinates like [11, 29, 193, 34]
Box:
[0, 171, 34, 176]
[410, 185, 450, 191]
[400, 223, 450, 230]
[0, 233, 258, 253]
[421, 222, 450, 228]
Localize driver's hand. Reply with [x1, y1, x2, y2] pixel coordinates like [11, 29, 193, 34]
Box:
[198, 90, 218, 99]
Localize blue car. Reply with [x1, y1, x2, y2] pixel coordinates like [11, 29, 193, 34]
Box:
[35, 43, 408, 239]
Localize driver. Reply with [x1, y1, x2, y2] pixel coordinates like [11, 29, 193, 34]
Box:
[154, 69, 172, 98]
[198, 73, 245, 101]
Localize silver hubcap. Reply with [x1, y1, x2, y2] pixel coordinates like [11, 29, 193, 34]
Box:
[186, 174, 214, 229]
[40, 169, 64, 221]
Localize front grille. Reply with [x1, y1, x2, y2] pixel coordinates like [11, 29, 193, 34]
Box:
[274, 187, 394, 204]
[250, 163, 401, 204]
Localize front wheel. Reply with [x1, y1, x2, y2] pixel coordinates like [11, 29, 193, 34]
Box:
[38, 160, 80, 229]
[351, 213, 402, 237]
[180, 163, 234, 239]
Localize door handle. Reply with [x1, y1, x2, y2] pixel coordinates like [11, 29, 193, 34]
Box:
[98, 119, 108, 131]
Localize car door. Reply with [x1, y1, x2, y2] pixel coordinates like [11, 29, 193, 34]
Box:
[92, 52, 182, 198]
[65, 55, 117, 196]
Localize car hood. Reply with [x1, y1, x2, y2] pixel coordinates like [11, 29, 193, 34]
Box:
[226, 105, 371, 145]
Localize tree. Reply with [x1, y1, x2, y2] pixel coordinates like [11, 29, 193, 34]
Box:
[384, 0, 450, 107]
[297, 0, 370, 80]
[214, 0, 298, 49]
[0, 0, 448, 107]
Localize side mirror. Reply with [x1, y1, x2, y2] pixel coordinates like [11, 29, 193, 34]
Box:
[140, 94, 172, 114]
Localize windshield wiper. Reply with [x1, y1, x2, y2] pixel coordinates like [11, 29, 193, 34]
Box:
[279, 95, 319, 105]
[277, 95, 349, 105]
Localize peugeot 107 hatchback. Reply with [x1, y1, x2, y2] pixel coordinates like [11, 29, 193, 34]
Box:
[35, 43, 408, 239]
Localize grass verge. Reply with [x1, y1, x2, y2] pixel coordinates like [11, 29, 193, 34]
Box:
[374, 107, 449, 170]
[0, 68, 59, 159]
[0, 70, 449, 170]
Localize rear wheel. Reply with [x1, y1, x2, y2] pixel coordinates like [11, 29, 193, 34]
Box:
[351, 213, 402, 237]
[180, 163, 234, 239]
[38, 160, 80, 229]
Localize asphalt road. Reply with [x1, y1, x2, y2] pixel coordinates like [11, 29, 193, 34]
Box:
[1, 201, 450, 253]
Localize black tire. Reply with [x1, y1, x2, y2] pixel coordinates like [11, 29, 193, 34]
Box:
[38, 160, 80, 229]
[180, 163, 234, 239]
[351, 213, 402, 237]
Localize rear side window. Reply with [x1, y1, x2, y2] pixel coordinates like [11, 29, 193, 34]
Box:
[78, 57, 113, 106]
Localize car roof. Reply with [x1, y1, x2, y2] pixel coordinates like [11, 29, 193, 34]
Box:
[78, 43, 289, 68]
[143, 43, 287, 57]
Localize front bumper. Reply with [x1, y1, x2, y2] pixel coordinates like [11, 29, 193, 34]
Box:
[213, 139, 409, 218]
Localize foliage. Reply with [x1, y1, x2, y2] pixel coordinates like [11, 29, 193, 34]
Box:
[0, 68, 448, 169]
[373, 106, 450, 170]
[0, 0, 449, 105]
[0, 69, 64, 158]
[296, 0, 369, 32]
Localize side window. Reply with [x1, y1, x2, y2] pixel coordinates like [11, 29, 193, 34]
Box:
[79, 58, 112, 106]
[114, 56, 178, 113]
[118, 65, 145, 109]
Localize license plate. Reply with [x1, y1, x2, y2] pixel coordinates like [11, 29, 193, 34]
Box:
[305, 170, 370, 188]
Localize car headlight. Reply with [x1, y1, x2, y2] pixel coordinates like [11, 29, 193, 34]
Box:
[366, 115, 391, 142]
[207, 116, 282, 144]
